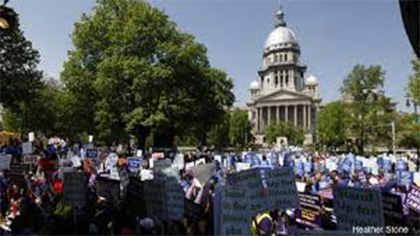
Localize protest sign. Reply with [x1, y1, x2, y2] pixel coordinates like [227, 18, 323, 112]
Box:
[414, 172, 420, 187]
[381, 192, 404, 226]
[28, 132, 35, 142]
[383, 159, 392, 172]
[151, 152, 165, 159]
[127, 157, 141, 173]
[397, 171, 413, 186]
[9, 163, 30, 187]
[396, 159, 407, 171]
[153, 158, 172, 171]
[165, 178, 185, 221]
[235, 162, 251, 172]
[23, 155, 38, 165]
[333, 186, 385, 231]
[214, 155, 222, 164]
[406, 185, 420, 213]
[63, 172, 86, 207]
[221, 186, 251, 236]
[59, 159, 74, 175]
[173, 153, 185, 170]
[192, 163, 216, 185]
[295, 193, 322, 228]
[86, 148, 98, 159]
[143, 179, 167, 220]
[0, 154, 12, 170]
[227, 168, 267, 215]
[266, 167, 300, 210]
[136, 149, 143, 158]
[96, 177, 120, 205]
[195, 158, 206, 166]
[140, 169, 153, 181]
[22, 142, 33, 155]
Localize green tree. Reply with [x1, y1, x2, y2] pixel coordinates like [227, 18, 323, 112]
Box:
[61, 0, 234, 148]
[340, 65, 393, 154]
[229, 109, 252, 148]
[397, 113, 420, 152]
[207, 112, 230, 149]
[317, 101, 350, 151]
[265, 121, 304, 146]
[0, 8, 43, 112]
[407, 58, 420, 104]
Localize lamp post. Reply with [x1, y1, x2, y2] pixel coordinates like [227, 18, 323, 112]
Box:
[406, 98, 420, 170]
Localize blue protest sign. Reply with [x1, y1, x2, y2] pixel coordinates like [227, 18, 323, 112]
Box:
[396, 159, 407, 171]
[355, 160, 363, 171]
[397, 171, 413, 186]
[86, 148, 98, 159]
[127, 157, 141, 173]
[304, 161, 312, 174]
[341, 159, 351, 173]
[294, 160, 305, 176]
[383, 159, 392, 172]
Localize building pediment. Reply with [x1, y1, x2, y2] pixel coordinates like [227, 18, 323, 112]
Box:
[254, 89, 313, 103]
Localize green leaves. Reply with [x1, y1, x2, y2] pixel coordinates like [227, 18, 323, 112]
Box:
[407, 58, 420, 104]
[265, 121, 304, 146]
[317, 101, 350, 150]
[61, 0, 234, 147]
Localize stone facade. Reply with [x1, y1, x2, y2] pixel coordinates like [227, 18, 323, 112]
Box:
[247, 7, 321, 145]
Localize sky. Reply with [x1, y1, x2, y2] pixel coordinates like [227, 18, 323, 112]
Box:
[10, 0, 415, 111]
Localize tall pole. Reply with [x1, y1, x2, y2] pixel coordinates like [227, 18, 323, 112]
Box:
[391, 121, 396, 157]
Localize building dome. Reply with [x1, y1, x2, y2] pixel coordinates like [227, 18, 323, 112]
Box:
[305, 75, 318, 86]
[265, 26, 299, 51]
[250, 80, 259, 90]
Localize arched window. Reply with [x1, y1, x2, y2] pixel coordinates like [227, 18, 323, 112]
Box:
[274, 54, 278, 62]
[285, 54, 288, 62]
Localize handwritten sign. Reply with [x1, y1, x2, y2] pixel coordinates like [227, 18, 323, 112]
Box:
[151, 152, 165, 159]
[63, 172, 86, 207]
[166, 177, 185, 221]
[406, 185, 420, 213]
[0, 154, 12, 170]
[296, 193, 322, 228]
[173, 153, 185, 170]
[333, 186, 384, 231]
[266, 167, 300, 210]
[221, 186, 251, 236]
[227, 168, 267, 215]
[381, 192, 404, 226]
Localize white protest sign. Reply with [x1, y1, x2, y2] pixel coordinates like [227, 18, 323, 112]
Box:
[414, 172, 420, 187]
[173, 153, 185, 170]
[136, 149, 143, 158]
[89, 135, 94, 143]
[22, 142, 33, 155]
[59, 159, 74, 173]
[192, 163, 216, 185]
[71, 156, 82, 168]
[296, 181, 307, 193]
[140, 169, 154, 181]
[333, 186, 385, 232]
[221, 186, 251, 236]
[28, 132, 35, 142]
[0, 154, 12, 170]
[235, 162, 251, 172]
[266, 167, 300, 210]
[185, 162, 195, 170]
[227, 168, 267, 215]
[63, 172, 86, 206]
[214, 155, 222, 164]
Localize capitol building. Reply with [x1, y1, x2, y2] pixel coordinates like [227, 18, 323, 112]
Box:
[247, 6, 322, 145]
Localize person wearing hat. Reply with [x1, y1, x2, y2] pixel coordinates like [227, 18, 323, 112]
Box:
[251, 212, 273, 236]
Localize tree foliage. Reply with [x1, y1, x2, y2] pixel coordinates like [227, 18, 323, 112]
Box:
[317, 101, 350, 150]
[0, 9, 43, 111]
[407, 58, 420, 104]
[229, 109, 252, 147]
[397, 113, 420, 150]
[61, 0, 234, 148]
[340, 65, 394, 154]
[265, 121, 304, 146]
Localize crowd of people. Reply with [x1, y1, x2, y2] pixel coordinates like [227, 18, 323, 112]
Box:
[0, 135, 419, 235]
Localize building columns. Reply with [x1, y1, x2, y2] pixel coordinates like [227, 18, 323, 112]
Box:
[294, 105, 298, 126]
[285, 105, 288, 123]
[308, 105, 312, 131]
[303, 105, 307, 130]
